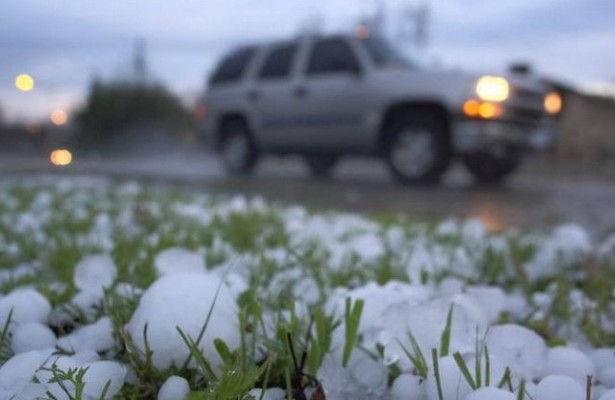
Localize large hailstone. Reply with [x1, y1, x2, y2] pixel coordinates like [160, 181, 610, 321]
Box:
[600, 389, 615, 400]
[11, 323, 56, 353]
[154, 248, 206, 277]
[126, 273, 239, 371]
[56, 317, 116, 353]
[485, 324, 548, 380]
[158, 376, 190, 400]
[74, 254, 117, 292]
[463, 387, 515, 400]
[0, 351, 45, 394]
[81, 361, 126, 399]
[0, 289, 51, 327]
[545, 347, 595, 383]
[391, 374, 427, 400]
[537, 375, 584, 400]
[425, 356, 472, 400]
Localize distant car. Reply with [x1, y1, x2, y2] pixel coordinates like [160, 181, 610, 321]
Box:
[199, 33, 561, 184]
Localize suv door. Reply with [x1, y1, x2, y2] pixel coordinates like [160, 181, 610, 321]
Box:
[248, 42, 303, 150]
[292, 37, 373, 151]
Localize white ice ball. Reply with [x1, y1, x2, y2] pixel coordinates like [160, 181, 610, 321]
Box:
[158, 376, 190, 400]
[537, 375, 584, 400]
[426, 356, 472, 400]
[0, 289, 51, 326]
[81, 361, 126, 399]
[36, 356, 80, 399]
[592, 349, 615, 372]
[0, 351, 44, 393]
[126, 273, 239, 371]
[545, 347, 594, 383]
[74, 254, 117, 292]
[154, 248, 205, 277]
[11, 323, 56, 353]
[464, 387, 515, 400]
[391, 374, 427, 400]
[485, 324, 547, 380]
[248, 388, 286, 400]
[600, 366, 615, 388]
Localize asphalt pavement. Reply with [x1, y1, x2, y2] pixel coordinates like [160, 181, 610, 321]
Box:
[1, 152, 615, 235]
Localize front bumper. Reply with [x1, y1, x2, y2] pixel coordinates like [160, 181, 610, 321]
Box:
[453, 119, 556, 154]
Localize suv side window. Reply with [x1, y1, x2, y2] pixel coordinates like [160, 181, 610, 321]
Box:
[258, 44, 297, 80]
[210, 47, 255, 86]
[306, 38, 361, 76]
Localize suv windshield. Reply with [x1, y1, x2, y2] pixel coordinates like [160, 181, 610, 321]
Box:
[360, 36, 420, 70]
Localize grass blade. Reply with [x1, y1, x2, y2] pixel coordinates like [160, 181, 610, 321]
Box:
[440, 304, 454, 357]
[432, 349, 444, 400]
[342, 298, 364, 368]
[176, 327, 217, 380]
[397, 332, 428, 378]
[453, 352, 477, 390]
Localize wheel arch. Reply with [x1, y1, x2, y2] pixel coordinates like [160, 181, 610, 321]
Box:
[214, 112, 255, 151]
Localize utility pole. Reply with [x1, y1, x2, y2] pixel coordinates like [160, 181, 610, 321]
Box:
[372, 0, 386, 36]
[398, 1, 430, 48]
[133, 39, 148, 86]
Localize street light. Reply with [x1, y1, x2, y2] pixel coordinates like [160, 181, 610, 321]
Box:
[51, 110, 68, 126]
[15, 74, 35, 92]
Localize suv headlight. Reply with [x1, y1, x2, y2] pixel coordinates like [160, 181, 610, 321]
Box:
[476, 76, 510, 102]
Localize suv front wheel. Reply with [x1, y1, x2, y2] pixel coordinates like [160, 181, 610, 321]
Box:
[218, 119, 259, 175]
[384, 112, 451, 185]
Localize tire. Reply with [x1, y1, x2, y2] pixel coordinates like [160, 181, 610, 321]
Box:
[384, 112, 451, 185]
[218, 119, 259, 176]
[304, 155, 339, 178]
[463, 150, 521, 185]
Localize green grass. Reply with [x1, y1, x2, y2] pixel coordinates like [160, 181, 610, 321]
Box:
[0, 181, 614, 399]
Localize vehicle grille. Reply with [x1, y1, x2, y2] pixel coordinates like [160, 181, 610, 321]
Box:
[507, 107, 545, 125]
[514, 89, 544, 106]
[507, 88, 546, 125]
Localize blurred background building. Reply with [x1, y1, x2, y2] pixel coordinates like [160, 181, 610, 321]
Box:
[1, 0, 614, 166]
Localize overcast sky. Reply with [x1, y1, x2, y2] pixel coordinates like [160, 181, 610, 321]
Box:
[1, 0, 614, 121]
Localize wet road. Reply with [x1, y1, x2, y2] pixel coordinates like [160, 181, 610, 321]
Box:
[2, 153, 615, 234]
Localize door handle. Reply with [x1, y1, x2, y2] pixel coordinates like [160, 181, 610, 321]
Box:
[247, 90, 260, 101]
[293, 86, 308, 98]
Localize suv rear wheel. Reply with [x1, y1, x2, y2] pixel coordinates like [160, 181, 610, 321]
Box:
[304, 155, 339, 178]
[463, 150, 521, 185]
[384, 112, 451, 185]
[218, 119, 259, 175]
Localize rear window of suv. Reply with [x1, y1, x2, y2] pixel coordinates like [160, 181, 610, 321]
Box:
[210, 47, 256, 86]
[306, 38, 361, 76]
[258, 44, 297, 80]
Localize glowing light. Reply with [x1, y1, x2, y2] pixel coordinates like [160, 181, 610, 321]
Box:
[478, 103, 502, 119]
[463, 100, 503, 119]
[471, 209, 504, 233]
[544, 91, 563, 115]
[15, 74, 35, 92]
[51, 110, 68, 126]
[476, 76, 510, 102]
[463, 100, 481, 117]
[50, 149, 73, 167]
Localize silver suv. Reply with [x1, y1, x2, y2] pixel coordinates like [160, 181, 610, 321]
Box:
[199, 33, 560, 184]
